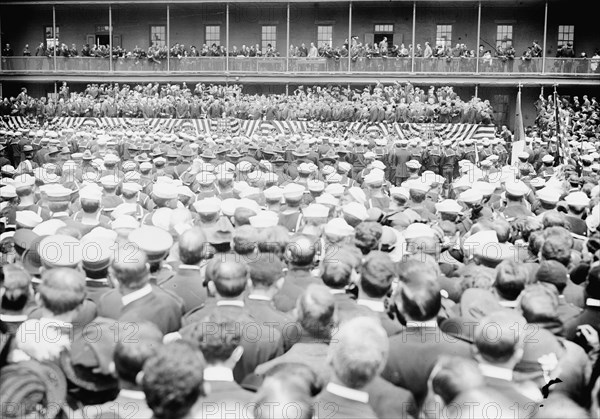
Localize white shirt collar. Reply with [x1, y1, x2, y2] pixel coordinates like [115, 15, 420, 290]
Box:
[178, 264, 200, 271]
[216, 300, 244, 307]
[405, 319, 438, 328]
[326, 382, 369, 404]
[203, 366, 235, 382]
[247, 294, 272, 301]
[586, 298, 600, 308]
[121, 284, 152, 306]
[356, 299, 384, 312]
[479, 364, 513, 381]
[499, 300, 519, 308]
[329, 289, 347, 295]
[118, 389, 146, 400]
[0, 313, 28, 322]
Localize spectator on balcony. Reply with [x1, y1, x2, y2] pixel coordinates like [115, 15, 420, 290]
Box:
[298, 43, 308, 57]
[379, 37, 388, 57]
[69, 44, 78, 57]
[519, 47, 533, 72]
[3, 43, 14, 57]
[35, 42, 46, 57]
[22, 44, 31, 56]
[308, 42, 319, 58]
[81, 43, 91, 57]
[591, 49, 600, 73]
[265, 44, 278, 58]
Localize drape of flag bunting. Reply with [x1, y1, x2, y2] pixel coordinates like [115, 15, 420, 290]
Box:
[1, 116, 495, 144]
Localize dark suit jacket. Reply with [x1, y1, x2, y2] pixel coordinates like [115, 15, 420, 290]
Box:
[364, 376, 417, 419]
[382, 326, 472, 405]
[315, 388, 378, 419]
[119, 289, 183, 335]
[159, 265, 207, 313]
[273, 268, 323, 312]
[483, 376, 538, 417]
[182, 301, 285, 383]
[97, 285, 183, 334]
[564, 307, 600, 342]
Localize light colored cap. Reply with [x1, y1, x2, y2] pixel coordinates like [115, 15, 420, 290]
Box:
[32, 219, 67, 236]
[303, 203, 329, 219]
[364, 169, 385, 186]
[307, 180, 325, 193]
[16, 210, 43, 228]
[128, 226, 174, 261]
[325, 183, 345, 197]
[537, 187, 561, 204]
[435, 199, 463, 214]
[347, 187, 367, 205]
[249, 210, 279, 229]
[220, 198, 241, 217]
[459, 189, 484, 204]
[283, 183, 306, 200]
[505, 180, 530, 197]
[112, 215, 140, 231]
[565, 191, 590, 207]
[152, 182, 178, 200]
[264, 186, 284, 201]
[193, 197, 222, 214]
[403, 223, 436, 240]
[79, 186, 103, 202]
[342, 202, 369, 221]
[39, 234, 82, 267]
[315, 193, 339, 207]
[324, 218, 354, 237]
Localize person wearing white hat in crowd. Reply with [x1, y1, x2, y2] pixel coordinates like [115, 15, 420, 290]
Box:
[279, 183, 305, 233]
[564, 191, 591, 236]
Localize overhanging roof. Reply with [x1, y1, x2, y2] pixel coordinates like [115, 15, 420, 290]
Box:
[0, 0, 556, 6]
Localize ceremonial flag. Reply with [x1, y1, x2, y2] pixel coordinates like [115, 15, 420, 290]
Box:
[511, 86, 526, 166]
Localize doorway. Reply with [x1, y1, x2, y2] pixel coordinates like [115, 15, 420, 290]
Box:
[95, 34, 109, 47]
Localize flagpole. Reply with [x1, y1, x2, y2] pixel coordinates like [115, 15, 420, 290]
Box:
[553, 83, 561, 166]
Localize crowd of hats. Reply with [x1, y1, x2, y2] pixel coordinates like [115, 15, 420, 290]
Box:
[3, 82, 495, 123]
[0, 85, 599, 419]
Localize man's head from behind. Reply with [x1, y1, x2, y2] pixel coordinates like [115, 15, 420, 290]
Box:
[359, 251, 396, 299]
[296, 284, 336, 342]
[178, 227, 208, 266]
[328, 316, 388, 389]
[143, 341, 206, 419]
[205, 257, 248, 298]
[473, 310, 527, 368]
[37, 267, 86, 319]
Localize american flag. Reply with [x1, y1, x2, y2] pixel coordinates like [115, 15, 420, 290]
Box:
[4, 117, 498, 145]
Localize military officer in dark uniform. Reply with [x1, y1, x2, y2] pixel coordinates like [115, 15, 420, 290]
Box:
[423, 139, 443, 174]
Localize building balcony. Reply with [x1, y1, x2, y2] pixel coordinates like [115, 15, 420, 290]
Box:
[2, 56, 599, 77]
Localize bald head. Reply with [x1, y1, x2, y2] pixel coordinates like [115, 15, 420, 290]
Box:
[285, 234, 316, 267]
[210, 258, 248, 298]
[178, 227, 208, 265]
[329, 317, 388, 389]
[38, 268, 86, 315]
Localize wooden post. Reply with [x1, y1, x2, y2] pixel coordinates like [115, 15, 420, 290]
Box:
[411, 1, 416, 72]
[542, 1, 548, 73]
[475, 1, 481, 73]
[109, 4, 113, 72]
[348, 2, 352, 73]
[166, 4, 170, 72]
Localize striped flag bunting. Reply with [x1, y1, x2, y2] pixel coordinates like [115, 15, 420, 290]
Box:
[0, 117, 497, 145]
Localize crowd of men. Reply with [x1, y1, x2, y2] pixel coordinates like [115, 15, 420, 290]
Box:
[0, 86, 598, 419]
[1, 82, 494, 125]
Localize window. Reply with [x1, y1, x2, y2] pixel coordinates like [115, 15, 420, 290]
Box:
[150, 25, 166, 47]
[436, 25, 452, 48]
[44, 26, 60, 47]
[496, 25, 513, 50]
[374, 24, 394, 33]
[317, 25, 333, 48]
[557, 25, 574, 48]
[261, 25, 277, 53]
[205, 25, 221, 47]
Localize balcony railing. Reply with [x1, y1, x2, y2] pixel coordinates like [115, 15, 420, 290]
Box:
[1, 56, 598, 75]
